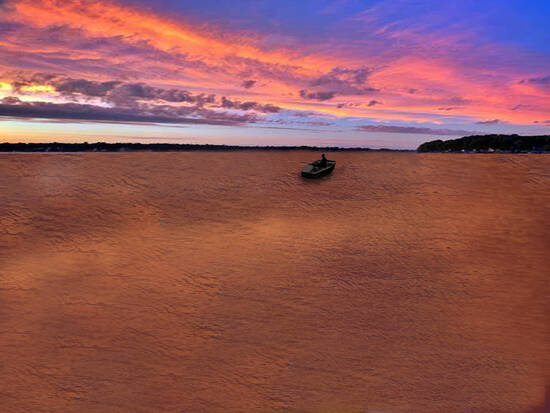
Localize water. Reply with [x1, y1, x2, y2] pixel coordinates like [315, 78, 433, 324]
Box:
[1, 152, 549, 413]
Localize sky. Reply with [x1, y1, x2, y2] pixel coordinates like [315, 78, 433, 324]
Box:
[0, 0, 549, 148]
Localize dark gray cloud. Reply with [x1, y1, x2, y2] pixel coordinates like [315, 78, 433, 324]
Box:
[519, 76, 550, 85]
[476, 119, 500, 125]
[8, 73, 283, 113]
[54, 78, 122, 97]
[447, 97, 471, 106]
[1, 96, 22, 105]
[307, 66, 379, 98]
[336, 102, 361, 108]
[311, 67, 371, 87]
[11, 72, 58, 92]
[220, 96, 280, 113]
[533, 120, 550, 124]
[105, 83, 215, 107]
[241, 80, 256, 89]
[355, 124, 477, 135]
[0, 98, 256, 125]
[10, 73, 218, 107]
[367, 100, 382, 107]
[299, 89, 335, 101]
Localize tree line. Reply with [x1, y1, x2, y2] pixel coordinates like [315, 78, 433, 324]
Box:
[417, 134, 550, 153]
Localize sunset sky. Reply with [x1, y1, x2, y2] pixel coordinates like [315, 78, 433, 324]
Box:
[0, 0, 549, 148]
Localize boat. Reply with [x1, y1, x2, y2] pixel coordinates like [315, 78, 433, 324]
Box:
[301, 160, 336, 178]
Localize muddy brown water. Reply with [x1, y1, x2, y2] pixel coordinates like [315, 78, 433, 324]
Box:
[1, 152, 549, 412]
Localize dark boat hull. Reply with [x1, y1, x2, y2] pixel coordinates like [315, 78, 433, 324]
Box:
[301, 161, 335, 178]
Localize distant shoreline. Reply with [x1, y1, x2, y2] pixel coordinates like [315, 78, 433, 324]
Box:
[0, 142, 414, 152]
[1, 134, 550, 153]
[417, 134, 550, 153]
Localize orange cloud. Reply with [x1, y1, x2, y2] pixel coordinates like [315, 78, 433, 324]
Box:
[10, 0, 338, 75]
[1, 0, 548, 128]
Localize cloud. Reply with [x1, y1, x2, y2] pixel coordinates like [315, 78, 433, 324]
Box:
[0, 22, 219, 80]
[225, 55, 307, 85]
[241, 80, 256, 89]
[288, 110, 319, 117]
[10, 73, 220, 107]
[476, 119, 500, 124]
[10, 73, 110, 95]
[519, 76, 550, 85]
[355, 124, 477, 135]
[0, 98, 257, 125]
[105, 83, 216, 107]
[311, 67, 372, 87]
[302, 121, 333, 126]
[1, 96, 22, 105]
[7, 0, 329, 81]
[8, 73, 284, 112]
[54, 78, 122, 97]
[1, 0, 548, 132]
[306, 66, 379, 97]
[11, 72, 58, 92]
[447, 97, 471, 106]
[299, 90, 335, 101]
[518, 76, 550, 94]
[220, 96, 280, 113]
[367, 100, 382, 107]
[336, 102, 362, 108]
[533, 120, 550, 124]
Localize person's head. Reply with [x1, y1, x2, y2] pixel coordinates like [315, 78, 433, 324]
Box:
[322, 153, 326, 158]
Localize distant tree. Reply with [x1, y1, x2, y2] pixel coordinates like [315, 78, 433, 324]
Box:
[417, 135, 550, 153]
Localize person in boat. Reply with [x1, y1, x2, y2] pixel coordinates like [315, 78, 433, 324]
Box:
[319, 153, 328, 167]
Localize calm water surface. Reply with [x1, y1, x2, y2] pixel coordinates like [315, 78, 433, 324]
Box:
[1, 152, 549, 413]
